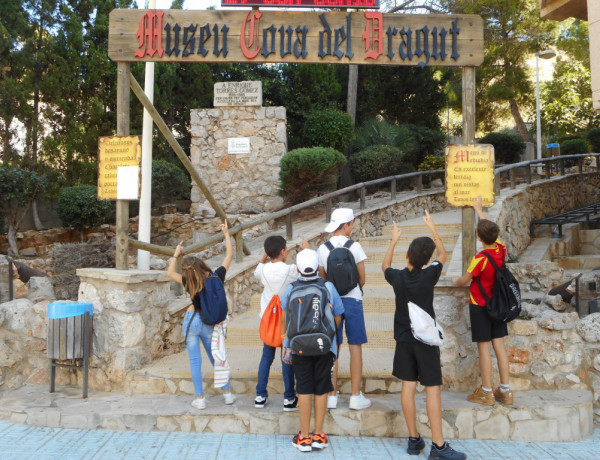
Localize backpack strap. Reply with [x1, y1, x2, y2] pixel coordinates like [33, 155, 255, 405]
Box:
[324, 241, 334, 252]
[474, 251, 503, 303]
[343, 239, 354, 249]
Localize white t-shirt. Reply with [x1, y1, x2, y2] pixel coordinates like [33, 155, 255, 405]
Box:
[254, 261, 299, 318]
[317, 235, 367, 300]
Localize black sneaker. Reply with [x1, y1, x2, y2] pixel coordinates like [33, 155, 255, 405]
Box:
[407, 435, 425, 455]
[254, 395, 268, 409]
[428, 442, 467, 460]
[283, 396, 298, 412]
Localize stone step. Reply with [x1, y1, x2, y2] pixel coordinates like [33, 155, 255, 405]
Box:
[380, 223, 462, 235]
[363, 247, 455, 265]
[1, 385, 593, 442]
[360, 234, 459, 248]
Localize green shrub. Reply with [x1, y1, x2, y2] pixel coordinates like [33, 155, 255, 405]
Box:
[152, 160, 190, 204]
[279, 147, 347, 203]
[349, 145, 409, 183]
[560, 138, 589, 156]
[478, 132, 524, 164]
[302, 108, 354, 152]
[399, 124, 446, 168]
[418, 154, 446, 183]
[586, 128, 600, 153]
[57, 185, 114, 232]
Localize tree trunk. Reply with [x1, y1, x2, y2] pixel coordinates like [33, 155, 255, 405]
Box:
[7, 225, 19, 256]
[32, 200, 44, 230]
[509, 98, 534, 143]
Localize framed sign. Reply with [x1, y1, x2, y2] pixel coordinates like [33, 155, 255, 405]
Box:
[98, 136, 142, 200]
[445, 144, 495, 207]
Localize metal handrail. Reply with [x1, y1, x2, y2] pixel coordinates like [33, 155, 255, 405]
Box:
[129, 152, 600, 261]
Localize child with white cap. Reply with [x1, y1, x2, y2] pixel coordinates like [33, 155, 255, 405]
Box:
[317, 208, 370, 410]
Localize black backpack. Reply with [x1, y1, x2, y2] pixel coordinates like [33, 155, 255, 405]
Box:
[325, 240, 359, 296]
[475, 252, 521, 323]
[286, 278, 337, 356]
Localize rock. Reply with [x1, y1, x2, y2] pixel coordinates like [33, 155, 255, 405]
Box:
[149, 256, 167, 270]
[27, 276, 56, 303]
[537, 311, 579, 331]
[0, 298, 35, 331]
[192, 204, 216, 218]
[576, 313, 600, 342]
[520, 302, 545, 319]
[544, 294, 566, 312]
[431, 178, 444, 188]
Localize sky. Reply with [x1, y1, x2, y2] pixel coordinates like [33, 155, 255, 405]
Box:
[136, 0, 221, 10]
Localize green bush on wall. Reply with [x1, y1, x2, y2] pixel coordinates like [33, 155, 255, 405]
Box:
[586, 128, 600, 153]
[57, 185, 114, 233]
[560, 138, 589, 156]
[152, 160, 190, 204]
[279, 147, 347, 203]
[478, 132, 525, 164]
[349, 145, 411, 183]
[418, 154, 446, 183]
[302, 108, 354, 153]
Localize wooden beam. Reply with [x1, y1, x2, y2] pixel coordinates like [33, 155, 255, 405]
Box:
[115, 62, 130, 270]
[128, 70, 250, 256]
[462, 66, 476, 275]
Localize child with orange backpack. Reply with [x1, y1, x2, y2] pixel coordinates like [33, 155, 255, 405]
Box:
[254, 235, 309, 411]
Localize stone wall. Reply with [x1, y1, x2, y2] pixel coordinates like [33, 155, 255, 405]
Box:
[190, 107, 287, 213]
[0, 257, 10, 304]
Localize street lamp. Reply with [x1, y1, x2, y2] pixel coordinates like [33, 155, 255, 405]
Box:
[535, 49, 557, 174]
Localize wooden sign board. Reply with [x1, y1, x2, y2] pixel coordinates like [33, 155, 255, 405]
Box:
[445, 144, 495, 207]
[98, 136, 142, 200]
[109, 9, 484, 67]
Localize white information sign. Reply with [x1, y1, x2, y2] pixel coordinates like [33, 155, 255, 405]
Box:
[228, 137, 251, 154]
[214, 81, 263, 107]
[117, 165, 140, 200]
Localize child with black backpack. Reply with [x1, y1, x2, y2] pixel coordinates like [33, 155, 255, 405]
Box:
[382, 211, 466, 460]
[452, 197, 512, 407]
[167, 222, 236, 410]
[253, 235, 309, 411]
[317, 208, 370, 410]
[282, 249, 344, 452]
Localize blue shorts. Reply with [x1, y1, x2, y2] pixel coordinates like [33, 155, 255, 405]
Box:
[336, 297, 368, 346]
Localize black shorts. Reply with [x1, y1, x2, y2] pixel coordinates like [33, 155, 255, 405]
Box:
[292, 353, 335, 396]
[469, 304, 508, 342]
[392, 341, 442, 387]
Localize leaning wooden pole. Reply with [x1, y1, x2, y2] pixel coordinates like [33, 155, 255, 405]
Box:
[128, 70, 250, 256]
[462, 66, 476, 274]
[115, 62, 130, 270]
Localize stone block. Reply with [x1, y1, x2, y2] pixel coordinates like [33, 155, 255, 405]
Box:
[392, 412, 409, 438]
[512, 420, 558, 442]
[123, 414, 157, 431]
[156, 416, 180, 432]
[102, 417, 127, 430]
[507, 346, 530, 363]
[208, 416, 247, 433]
[509, 376, 532, 391]
[388, 380, 403, 393]
[361, 411, 390, 437]
[249, 413, 279, 434]
[330, 411, 361, 436]
[26, 277, 55, 303]
[508, 409, 532, 422]
[474, 414, 509, 440]
[365, 379, 386, 393]
[537, 311, 579, 331]
[455, 410, 473, 438]
[193, 416, 210, 432]
[576, 313, 600, 342]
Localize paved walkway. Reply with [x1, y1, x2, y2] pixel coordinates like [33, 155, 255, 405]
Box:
[0, 419, 598, 459]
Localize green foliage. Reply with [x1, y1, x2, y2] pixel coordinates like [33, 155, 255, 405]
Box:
[151, 160, 191, 204]
[57, 185, 113, 232]
[560, 139, 589, 156]
[418, 154, 446, 183]
[0, 167, 47, 208]
[587, 128, 600, 153]
[400, 124, 446, 168]
[302, 109, 354, 152]
[279, 147, 346, 203]
[556, 19, 590, 69]
[478, 132, 525, 164]
[349, 145, 411, 183]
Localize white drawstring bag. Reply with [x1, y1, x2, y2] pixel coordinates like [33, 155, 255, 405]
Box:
[408, 301, 444, 347]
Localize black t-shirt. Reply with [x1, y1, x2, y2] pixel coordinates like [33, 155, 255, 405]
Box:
[384, 262, 443, 343]
[182, 265, 227, 313]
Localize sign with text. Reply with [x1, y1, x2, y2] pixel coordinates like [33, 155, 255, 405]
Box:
[222, 0, 379, 9]
[445, 144, 495, 207]
[214, 81, 262, 106]
[98, 136, 142, 200]
[228, 137, 251, 154]
[109, 10, 484, 67]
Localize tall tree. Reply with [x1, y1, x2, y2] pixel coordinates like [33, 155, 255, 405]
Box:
[442, 0, 557, 141]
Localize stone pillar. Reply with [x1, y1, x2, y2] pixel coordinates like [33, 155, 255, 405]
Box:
[0, 256, 11, 304]
[76, 268, 171, 387]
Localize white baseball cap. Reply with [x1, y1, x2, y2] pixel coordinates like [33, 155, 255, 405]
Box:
[325, 208, 354, 233]
[296, 249, 319, 276]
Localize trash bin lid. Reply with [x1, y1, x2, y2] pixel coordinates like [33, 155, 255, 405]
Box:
[547, 143, 560, 148]
[48, 302, 94, 319]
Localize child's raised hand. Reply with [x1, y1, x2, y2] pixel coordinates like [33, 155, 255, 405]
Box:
[391, 221, 402, 241]
[300, 236, 310, 250]
[220, 222, 229, 234]
[473, 195, 483, 212]
[173, 241, 184, 258]
[423, 209, 436, 231]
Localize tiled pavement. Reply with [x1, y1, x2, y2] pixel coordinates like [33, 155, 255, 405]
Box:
[0, 419, 598, 459]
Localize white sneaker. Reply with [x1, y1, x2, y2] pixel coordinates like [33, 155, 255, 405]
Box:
[254, 395, 268, 408]
[191, 397, 206, 410]
[349, 392, 371, 410]
[327, 392, 339, 409]
[223, 392, 236, 405]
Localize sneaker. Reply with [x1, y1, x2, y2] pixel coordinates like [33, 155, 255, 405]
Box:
[467, 386, 495, 406]
[292, 432, 312, 452]
[349, 392, 371, 410]
[254, 395, 268, 409]
[191, 397, 206, 410]
[283, 396, 298, 412]
[311, 432, 328, 450]
[407, 435, 425, 455]
[428, 442, 466, 460]
[327, 391, 339, 409]
[223, 392, 236, 405]
[493, 387, 514, 405]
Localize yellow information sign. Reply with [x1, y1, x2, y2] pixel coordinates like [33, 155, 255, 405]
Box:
[445, 144, 495, 207]
[97, 136, 141, 200]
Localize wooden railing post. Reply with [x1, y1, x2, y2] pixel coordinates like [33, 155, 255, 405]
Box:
[526, 166, 531, 184]
[578, 157, 583, 174]
[417, 175, 423, 193]
[235, 232, 244, 263]
[325, 199, 332, 222]
[287, 212, 293, 240]
[360, 187, 366, 209]
[391, 179, 396, 200]
[509, 170, 515, 189]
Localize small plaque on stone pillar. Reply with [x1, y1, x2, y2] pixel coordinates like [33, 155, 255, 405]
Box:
[228, 137, 251, 154]
[214, 81, 262, 107]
